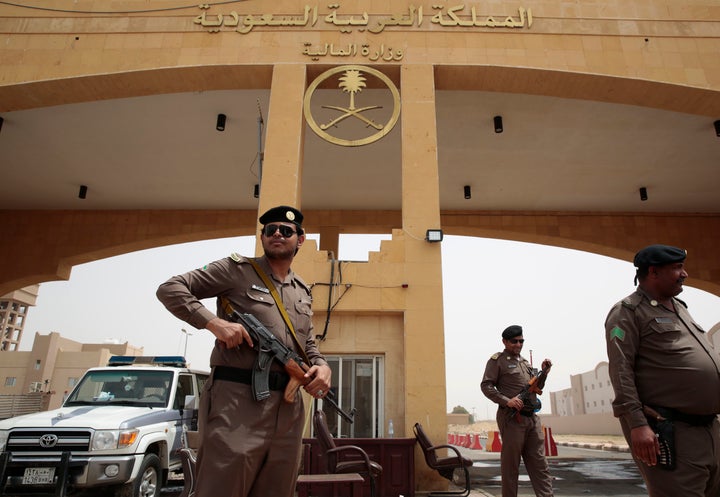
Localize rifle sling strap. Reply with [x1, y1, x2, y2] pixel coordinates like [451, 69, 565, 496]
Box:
[246, 258, 311, 366]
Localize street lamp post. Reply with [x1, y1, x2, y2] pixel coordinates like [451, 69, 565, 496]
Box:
[181, 328, 193, 357]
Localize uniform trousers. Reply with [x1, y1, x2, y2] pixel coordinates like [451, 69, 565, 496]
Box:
[194, 374, 305, 497]
[496, 409, 554, 497]
[620, 417, 720, 497]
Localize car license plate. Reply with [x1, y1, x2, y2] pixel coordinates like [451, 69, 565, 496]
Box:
[22, 467, 55, 485]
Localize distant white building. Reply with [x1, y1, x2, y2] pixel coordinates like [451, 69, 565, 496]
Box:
[550, 324, 720, 417]
[549, 362, 613, 416]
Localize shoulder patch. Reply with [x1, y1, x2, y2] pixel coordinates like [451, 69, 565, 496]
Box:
[609, 326, 626, 341]
[491, 352, 500, 360]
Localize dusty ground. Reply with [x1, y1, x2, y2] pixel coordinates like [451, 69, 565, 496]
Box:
[448, 422, 627, 446]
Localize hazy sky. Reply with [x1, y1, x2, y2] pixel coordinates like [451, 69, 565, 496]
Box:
[20, 235, 720, 421]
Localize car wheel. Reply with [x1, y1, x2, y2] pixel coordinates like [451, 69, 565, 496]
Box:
[116, 453, 162, 497]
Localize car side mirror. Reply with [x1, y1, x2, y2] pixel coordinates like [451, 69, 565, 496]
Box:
[184, 394, 198, 410]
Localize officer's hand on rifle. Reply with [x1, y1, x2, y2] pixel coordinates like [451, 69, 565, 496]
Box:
[506, 396, 524, 410]
[303, 364, 332, 399]
[206, 317, 254, 349]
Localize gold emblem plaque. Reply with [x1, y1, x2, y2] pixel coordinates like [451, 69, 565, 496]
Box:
[303, 65, 401, 147]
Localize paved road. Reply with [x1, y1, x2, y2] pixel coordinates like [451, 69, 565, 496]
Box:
[456, 443, 647, 497]
[158, 444, 647, 497]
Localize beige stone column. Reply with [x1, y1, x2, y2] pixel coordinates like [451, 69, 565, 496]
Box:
[255, 64, 307, 255]
[400, 64, 448, 491]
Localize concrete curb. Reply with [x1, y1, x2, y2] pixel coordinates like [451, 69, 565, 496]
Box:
[556, 441, 630, 453]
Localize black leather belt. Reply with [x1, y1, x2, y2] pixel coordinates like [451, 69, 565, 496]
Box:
[654, 406, 716, 427]
[213, 366, 290, 391]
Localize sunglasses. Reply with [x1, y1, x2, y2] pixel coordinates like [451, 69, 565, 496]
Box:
[508, 338, 525, 344]
[262, 224, 297, 238]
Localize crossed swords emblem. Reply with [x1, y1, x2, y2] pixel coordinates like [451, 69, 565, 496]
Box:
[304, 65, 401, 147]
[319, 69, 384, 131]
[320, 104, 383, 130]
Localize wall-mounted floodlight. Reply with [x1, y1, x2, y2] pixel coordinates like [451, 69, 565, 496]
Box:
[425, 229, 443, 242]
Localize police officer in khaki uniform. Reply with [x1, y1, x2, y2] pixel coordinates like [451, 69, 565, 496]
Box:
[156, 206, 332, 497]
[481, 325, 554, 497]
[605, 244, 720, 497]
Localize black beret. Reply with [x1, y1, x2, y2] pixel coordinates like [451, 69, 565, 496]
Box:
[633, 244, 686, 268]
[502, 325, 523, 340]
[259, 205, 303, 228]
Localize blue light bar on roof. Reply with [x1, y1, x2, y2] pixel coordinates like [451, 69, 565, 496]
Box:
[108, 356, 187, 367]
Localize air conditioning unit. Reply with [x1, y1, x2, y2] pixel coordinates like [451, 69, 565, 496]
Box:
[28, 381, 43, 393]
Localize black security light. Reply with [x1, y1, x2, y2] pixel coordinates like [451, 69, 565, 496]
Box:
[0, 116, 3, 133]
[425, 229, 444, 242]
[714, 120, 720, 137]
[494, 115, 503, 133]
[79, 185, 88, 199]
[253, 184, 260, 198]
[464, 185, 471, 199]
[639, 187, 648, 202]
[216, 113, 226, 131]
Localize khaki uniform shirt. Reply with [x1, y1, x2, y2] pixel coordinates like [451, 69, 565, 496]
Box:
[481, 351, 542, 409]
[156, 254, 327, 371]
[605, 288, 720, 429]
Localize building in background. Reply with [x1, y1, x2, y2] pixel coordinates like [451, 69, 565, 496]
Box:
[0, 331, 143, 415]
[550, 326, 719, 419]
[549, 362, 613, 417]
[1, 285, 38, 351]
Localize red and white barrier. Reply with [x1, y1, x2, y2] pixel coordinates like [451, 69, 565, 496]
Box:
[543, 426, 558, 456]
[486, 431, 503, 452]
[470, 433, 483, 450]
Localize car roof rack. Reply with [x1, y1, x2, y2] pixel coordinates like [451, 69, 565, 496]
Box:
[107, 355, 187, 368]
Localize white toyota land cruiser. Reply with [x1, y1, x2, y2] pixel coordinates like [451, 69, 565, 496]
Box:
[0, 356, 208, 497]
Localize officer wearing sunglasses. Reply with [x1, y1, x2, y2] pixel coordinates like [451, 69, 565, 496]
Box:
[481, 325, 554, 497]
[156, 205, 332, 497]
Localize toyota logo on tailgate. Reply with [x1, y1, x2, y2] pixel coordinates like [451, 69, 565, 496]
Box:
[39, 434, 58, 448]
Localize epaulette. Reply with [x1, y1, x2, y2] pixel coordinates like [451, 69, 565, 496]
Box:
[294, 274, 312, 296]
[621, 292, 642, 311]
[490, 352, 500, 360]
[230, 252, 246, 264]
[675, 297, 688, 309]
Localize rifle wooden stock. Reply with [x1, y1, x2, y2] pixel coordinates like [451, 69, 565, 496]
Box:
[527, 375, 543, 395]
[283, 358, 311, 403]
[509, 363, 551, 420]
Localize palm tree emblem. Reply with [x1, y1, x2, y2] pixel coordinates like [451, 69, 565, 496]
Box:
[303, 65, 401, 147]
[320, 69, 383, 131]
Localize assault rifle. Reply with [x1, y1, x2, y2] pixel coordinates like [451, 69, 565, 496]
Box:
[225, 308, 356, 424]
[509, 362, 552, 421]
